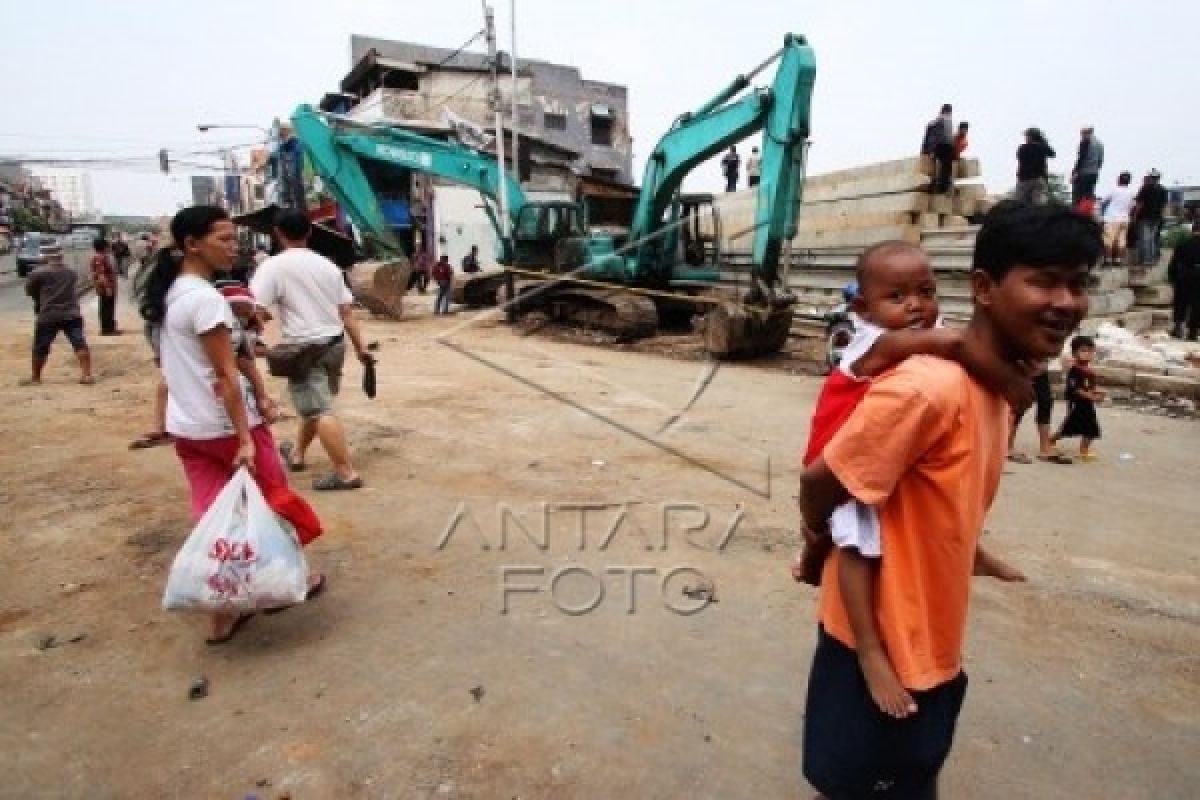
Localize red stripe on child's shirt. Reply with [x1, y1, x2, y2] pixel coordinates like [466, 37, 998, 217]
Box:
[802, 370, 871, 466]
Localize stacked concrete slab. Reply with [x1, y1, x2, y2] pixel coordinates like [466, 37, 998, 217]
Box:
[717, 157, 1148, 334]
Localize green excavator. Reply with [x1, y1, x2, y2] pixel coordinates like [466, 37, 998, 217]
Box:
[291, 33, 815, 357]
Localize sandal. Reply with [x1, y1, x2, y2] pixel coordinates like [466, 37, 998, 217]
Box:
[129, 431, 172, 450]
[312, 473, 364, 491]
[1037, 453, 1073, 464]
[79, 376, 96, 386]
[264, 573, 327, 615]
[279, 441, 306, 472]
[205, 612, 255, 645]
[1006, 452, 1033, 464]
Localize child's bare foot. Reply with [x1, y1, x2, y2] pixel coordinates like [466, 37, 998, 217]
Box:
[791, 543, 828, 586]
[859, 648, 917, 718]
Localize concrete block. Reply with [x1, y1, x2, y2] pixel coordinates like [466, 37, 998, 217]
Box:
[804, 173, 931, 203]
[792, 224, 921, 248]
[1131, 372, 1200, 400]
[929, 195, 954, 215]
[1127, 263, 1169, 287]
[1089, 268, 1129, 291]
[953, 159, 981, 179]
[1133, 284, 1173, 306]
[804, 191, 931, 217]
[807, 157, 930, 190]
[798, 211, 919, 232]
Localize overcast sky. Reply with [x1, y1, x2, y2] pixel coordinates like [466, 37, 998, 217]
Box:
[3, 0, 1196, 215]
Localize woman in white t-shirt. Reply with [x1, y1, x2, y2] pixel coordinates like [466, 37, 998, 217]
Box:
[139, 206, 325, 644]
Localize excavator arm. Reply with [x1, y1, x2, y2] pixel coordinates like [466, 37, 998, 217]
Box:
[290, 104, 528, 261]
[627, 34, 815, 293]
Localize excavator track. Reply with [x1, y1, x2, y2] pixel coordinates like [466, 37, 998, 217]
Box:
[501, 279, 660, 341]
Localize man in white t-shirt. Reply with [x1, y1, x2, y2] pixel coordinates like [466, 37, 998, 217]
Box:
[251, 211, 371, 491]
[1100, 171, 1136, 265]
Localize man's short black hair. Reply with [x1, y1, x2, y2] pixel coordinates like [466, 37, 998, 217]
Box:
[274, 209, 312, 240]
[973, 200, 1103, 281]
[93, 237, 110, 252]
[1118, 171, 1132, 185]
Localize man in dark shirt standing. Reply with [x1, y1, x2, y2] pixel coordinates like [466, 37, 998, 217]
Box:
[721, 146, 740, 193]
[921, 104, 955, 194]
[25, 244, 94, 385]
[1013, 128, 1056, 206]
[1167, 220, 1200, 340]
[1132, 170, 1168, 265]
[1071, 126, 1104, 206]
[461, 245, 480, 274]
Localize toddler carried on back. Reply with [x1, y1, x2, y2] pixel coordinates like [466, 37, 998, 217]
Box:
[794, 240, 1031, 587]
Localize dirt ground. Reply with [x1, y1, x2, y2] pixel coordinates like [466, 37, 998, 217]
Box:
[0, 283, 1197, 800]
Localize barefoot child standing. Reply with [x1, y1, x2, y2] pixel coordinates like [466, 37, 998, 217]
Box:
[799, 202, 1102, 798]
[1052, 335, 1103, 461]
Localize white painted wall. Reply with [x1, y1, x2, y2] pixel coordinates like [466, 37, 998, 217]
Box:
[433, 185, 500, 268]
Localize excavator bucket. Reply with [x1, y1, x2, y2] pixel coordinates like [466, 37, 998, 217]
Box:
[348, 258, 412, 319]
[703, 302, 793, 359]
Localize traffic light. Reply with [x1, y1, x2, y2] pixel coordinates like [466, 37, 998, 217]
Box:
[159, 148, 169, 174]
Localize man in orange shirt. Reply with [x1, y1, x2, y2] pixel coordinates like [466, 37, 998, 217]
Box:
[799, 201, 1102, 798]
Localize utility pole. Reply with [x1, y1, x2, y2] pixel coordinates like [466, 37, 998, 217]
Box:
[509, 0, 520, 188]
[483, 1, 509, 238]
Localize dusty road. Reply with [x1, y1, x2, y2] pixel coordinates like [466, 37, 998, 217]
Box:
[0, 284, 1197, 799]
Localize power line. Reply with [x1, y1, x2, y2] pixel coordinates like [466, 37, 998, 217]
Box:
[434, 29, 486, 68]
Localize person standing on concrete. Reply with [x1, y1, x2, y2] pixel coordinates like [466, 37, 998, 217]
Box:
[721, 146, 740, 193]
[1132, 170, 1168, 266]
[953, 122, 969, 159]
[432, 254, 454, 315]
[461, 244, 480, 274]
[90, 238, 122, 335]
[1071, 126, 1104, 206]
[1099, 172, 1136, 265]
[1167, 220, 1200, 340]
[1012, 128, 1055, 206]
[25, 244, 94, 385]
[252, 210, 371, 491]
[921, 104, 955, 194]
[746, 146, 762, 188]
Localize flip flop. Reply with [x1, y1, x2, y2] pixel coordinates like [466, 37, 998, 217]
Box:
[1037, 453, 1073, 464]
[312, 474, 363, 491]
[129, 431, 171, 450]
[205, 612, 255, 645]
[1006, 452, 1033, 464]
[79, 376, 96, 385]
[264, 573, 327, 615]
[279, 441, 306, 472]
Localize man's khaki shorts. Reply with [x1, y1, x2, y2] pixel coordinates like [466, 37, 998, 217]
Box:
[288, 339, 345, 419]
[1104, 220, 1129, 251]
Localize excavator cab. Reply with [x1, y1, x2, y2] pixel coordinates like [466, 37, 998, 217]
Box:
[673, 193, 722, 276]
[510, 202, 585, 270]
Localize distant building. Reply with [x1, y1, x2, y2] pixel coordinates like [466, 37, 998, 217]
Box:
[318, 35, 634, 267]
[30, 168, 95, 219]
[344, 35, 633, 186]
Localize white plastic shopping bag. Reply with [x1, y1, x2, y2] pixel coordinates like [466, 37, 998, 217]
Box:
[163, 468, 309, 613]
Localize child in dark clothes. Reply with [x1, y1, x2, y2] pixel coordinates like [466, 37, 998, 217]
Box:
[1053, 334, 1103, 460]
